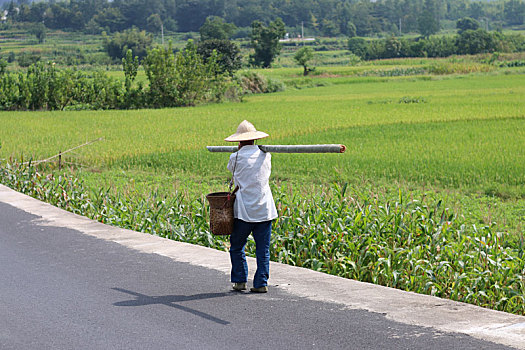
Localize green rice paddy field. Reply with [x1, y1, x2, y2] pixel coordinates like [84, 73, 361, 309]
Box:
[1, 71, 524, 235]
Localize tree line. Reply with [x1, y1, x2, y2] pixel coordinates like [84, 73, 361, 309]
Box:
[2, 0, 525, 37]
[0, 37, 288, 111]
[348, 24, 525, 60]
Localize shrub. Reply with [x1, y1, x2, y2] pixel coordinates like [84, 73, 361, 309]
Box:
[236, 70, 284, 94]
[104, 28, 153, 61]
[366, 39, 386, 60]
[7, 52, 16, 63]
[347, 37, 368, 59]
[421, 36, 457, 58]
[456, 29, 498, 55]
[143, 41, 227, 107]
[17, 51, 41, 67]
[384, 36, 402, 58]
[348, 53, 361, 66]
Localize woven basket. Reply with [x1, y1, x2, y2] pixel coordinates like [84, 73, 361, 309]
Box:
[206, 192, 236, 235]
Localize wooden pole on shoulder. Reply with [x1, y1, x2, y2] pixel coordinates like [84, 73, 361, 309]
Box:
[206, 144, 346, 153]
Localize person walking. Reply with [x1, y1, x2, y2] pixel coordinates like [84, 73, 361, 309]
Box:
[225, 120, 278, 293]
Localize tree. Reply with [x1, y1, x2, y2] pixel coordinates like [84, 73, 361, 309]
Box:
[293, 47, 314, 76]
[418, 0, 440, 38]
[249, 18, 286, 68]
[456, 17, 480, 34]
[199, 16, 237, 41]
[504, 0, 525, 25]
[146, 13, 163, 33]
[122, 49, 139, 94]
[30, 23, 46, 44]
[85, 18, 103, 35]
[346, 22, 357, 38]
[321, 19, 340, 37]
[92, 7, 127, 33]
[176, 0, 209, 32]
[104, 28, 153, 61]
[197, 39, 242, 76]
[143, 40, 223, 107]
[456, 29, 497, 55]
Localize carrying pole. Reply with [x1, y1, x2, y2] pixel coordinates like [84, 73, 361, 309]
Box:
[206, 144, 346, 154]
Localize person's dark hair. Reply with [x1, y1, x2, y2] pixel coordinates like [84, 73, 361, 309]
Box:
[238, 140, 255, 149]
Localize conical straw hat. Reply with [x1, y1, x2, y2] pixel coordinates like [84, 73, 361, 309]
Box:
[224, 120, 269, 142]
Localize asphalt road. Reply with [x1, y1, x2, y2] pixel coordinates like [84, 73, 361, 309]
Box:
[0, 202, 513, 350]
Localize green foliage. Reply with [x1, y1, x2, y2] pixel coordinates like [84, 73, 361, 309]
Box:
[236, 70, 284, 94]
[1, 162, 524, 315]
[0, 39, 272, 111]
[29, 23, 46, 44]
[456, 29, 498, 55]
[504, 0, 525, 25]
[142, 44, 178, 108]
[418, 36, 458, 58]
[199, 16, 237, 41]
[293, 47, 314, 76]
[366, 40, 386, 60]
[0, 59, 7, 76]
[17, 51, 41, 67]
[273, 185, 525, 314]
[418, 0, 441, 38]
[249, 18, 286, 68]
[320, 19, 340, 37]
[345, 31, 522, 61]
[456, 17, 480, 34]
[347, 37, 368, 59]
[92, 7, 126, 33]
[348, 53, 362, 66]
[196, 39, 242, 76]
[143, 41, 229, 107]
[0, 62, 127, 111]
[122, 49, 143, 107]
[122, 49, 139, 90]
[146, 14, 163, 34]
[104, 28, 153, 61]
[4, 0, 525, 38]
[7, 52, 16, 64]
[385, 36, 402, 58]
[346, 22, 357, 38]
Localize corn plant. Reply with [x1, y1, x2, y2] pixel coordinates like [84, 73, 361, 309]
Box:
[1, 162, 523, 315]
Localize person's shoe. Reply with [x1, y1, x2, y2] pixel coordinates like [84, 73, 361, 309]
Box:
[250, 286, 268, 293]
[232, 282, 247, 291]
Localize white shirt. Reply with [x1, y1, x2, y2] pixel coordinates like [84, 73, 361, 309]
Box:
[227, 145, 278, 222]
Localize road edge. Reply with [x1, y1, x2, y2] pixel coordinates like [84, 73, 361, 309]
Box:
[1, 184, 523, 349]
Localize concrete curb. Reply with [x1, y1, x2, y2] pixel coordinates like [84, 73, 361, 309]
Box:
[1, 184, 524, 349]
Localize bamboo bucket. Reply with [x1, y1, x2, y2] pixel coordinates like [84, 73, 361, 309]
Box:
[206, 192, 236, 235]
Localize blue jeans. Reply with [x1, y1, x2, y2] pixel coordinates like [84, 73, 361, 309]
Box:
[230, 219, 272, 288]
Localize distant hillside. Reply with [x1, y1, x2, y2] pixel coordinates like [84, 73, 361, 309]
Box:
[2, 0, 524, 36]
[1, 0, 39, 7]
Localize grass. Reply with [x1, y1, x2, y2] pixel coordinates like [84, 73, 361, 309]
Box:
[1, 70, 524, 233]
[1, 62, 525, 314]
[1, 73, 523, 188]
